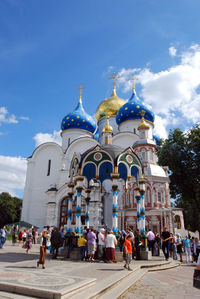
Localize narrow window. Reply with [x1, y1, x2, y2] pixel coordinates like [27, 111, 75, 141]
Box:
[157, 191, 161, 202]
[141, 151, 145, 161]
[47, 159, 51, 176]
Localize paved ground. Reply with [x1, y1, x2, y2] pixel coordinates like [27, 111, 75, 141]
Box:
[0, 241, 198, 299]
[124, 263, 200, 299]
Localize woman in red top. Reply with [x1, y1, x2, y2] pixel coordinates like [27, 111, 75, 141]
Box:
[124, 235, 133, 271]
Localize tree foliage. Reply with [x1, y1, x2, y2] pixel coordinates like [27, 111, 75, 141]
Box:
[157, 124, 200, 232]
[0, 192, 22, 227]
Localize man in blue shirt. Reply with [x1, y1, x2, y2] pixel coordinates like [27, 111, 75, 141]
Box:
[183, 236, 192, 263]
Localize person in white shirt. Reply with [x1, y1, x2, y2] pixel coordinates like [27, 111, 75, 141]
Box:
[98, 228, 105, 262]
[105, 230, 117, 263]
[147, 229, 155, 255]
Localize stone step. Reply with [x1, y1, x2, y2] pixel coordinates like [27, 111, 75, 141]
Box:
[148, 261, 181, 272]
[97, 268, 147, 299]
[70, 266, 142, 299]
[70, 260, 181, 299]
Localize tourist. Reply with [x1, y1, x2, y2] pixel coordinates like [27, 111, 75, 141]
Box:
[118, 230, 126, 252]
[35, 229, 39, 244]
[59, 227, 65, 247]
[87, 227, 96, 261]
[172, 233, 178, 260]
[183, 236, 192, 263]
[123, 234, 133, 271]
[32, 226, 36, 244]
[176, 234, 183, 262]
[105, 229, 117, 263]
[78, 233, 87, 261]
[22, 229, 27, 247]
[25, 229, 33, 253]
[65, 231, 76, 259]
[51, 227, 62, 259]
[18, 229, 23, 246]
[37, 230, 47, 269]
[153, 232, 161, 256]
[147, 229, 155, 255]
[134, 229, 142, 260]
[194, 237, 200, 263]
[11, 225, 18, 246]
[98, 228, 105, 262]
[161, 226, 170, 261]
[0, 226, 7, 248]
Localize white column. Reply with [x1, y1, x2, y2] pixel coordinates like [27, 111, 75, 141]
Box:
[75, 177, 84, 233]
[111, 169, 119, 233]
[139, 178, 146, 233]
[67, 183, 74, 233]
[135, 186, 141, 230]
[85, 189, 91, 229]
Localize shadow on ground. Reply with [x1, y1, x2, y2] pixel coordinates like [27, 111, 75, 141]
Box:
[0, 252, 39, 263]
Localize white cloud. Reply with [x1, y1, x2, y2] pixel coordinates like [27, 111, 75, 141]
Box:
[117, 44, 200, 138]
[154, 115, 168, 139]
[19, 116, 30, 121]
[0, 155, 27, 197]
[0, 107, 18, 124]
[33, 130, 62, 147]
[169, 46, 177, 57]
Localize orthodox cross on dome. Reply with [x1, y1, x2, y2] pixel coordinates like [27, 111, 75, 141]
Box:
[77, 84, 85, 103]
[108, 72, 120, 92]
[128, 75, 138, 93]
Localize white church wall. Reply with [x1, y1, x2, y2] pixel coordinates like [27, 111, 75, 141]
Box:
[61, 129, 93, 151]
[22, 143, 63, 229]
[112, 132, 139, 149]
[119, 119, 153, 139]
[64, 137, 98, 171]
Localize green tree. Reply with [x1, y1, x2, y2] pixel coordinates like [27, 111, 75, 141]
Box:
[0, 192, 22, 227]
[157, 124, 200, 232]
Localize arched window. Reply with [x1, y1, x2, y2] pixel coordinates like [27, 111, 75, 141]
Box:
[118, 163, 128, 181]
[99, 161, 113, 182]
[83, 163, 96, 185]
[174, 215, 181, 229]
[131, 166, 139, 179]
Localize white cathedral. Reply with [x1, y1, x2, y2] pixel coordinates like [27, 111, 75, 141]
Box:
[22, 74, 185, 235]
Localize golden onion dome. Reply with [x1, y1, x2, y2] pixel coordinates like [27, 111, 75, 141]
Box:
[96, 86, 126, 122]
[102, 117, 113, 133]
[138, 113, 150, 130]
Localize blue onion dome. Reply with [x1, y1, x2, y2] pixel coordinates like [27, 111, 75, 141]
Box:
[61, 95, 96, 134]
[116, 88, 155, 125]
[153, 135, 161, 146]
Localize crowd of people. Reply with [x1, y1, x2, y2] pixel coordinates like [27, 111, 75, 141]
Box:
[1, 224, 200, 271]
[147, 226, 200, 264]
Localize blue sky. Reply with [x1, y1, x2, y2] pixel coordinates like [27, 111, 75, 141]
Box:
[0, 0, 200, 197]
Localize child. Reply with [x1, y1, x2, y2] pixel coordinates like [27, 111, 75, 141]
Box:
[78, 234, 87, 261]
[124, 234, 133, 271]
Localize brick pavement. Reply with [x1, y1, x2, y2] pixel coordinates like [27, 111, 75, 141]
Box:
[124, 263, 200, 299]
